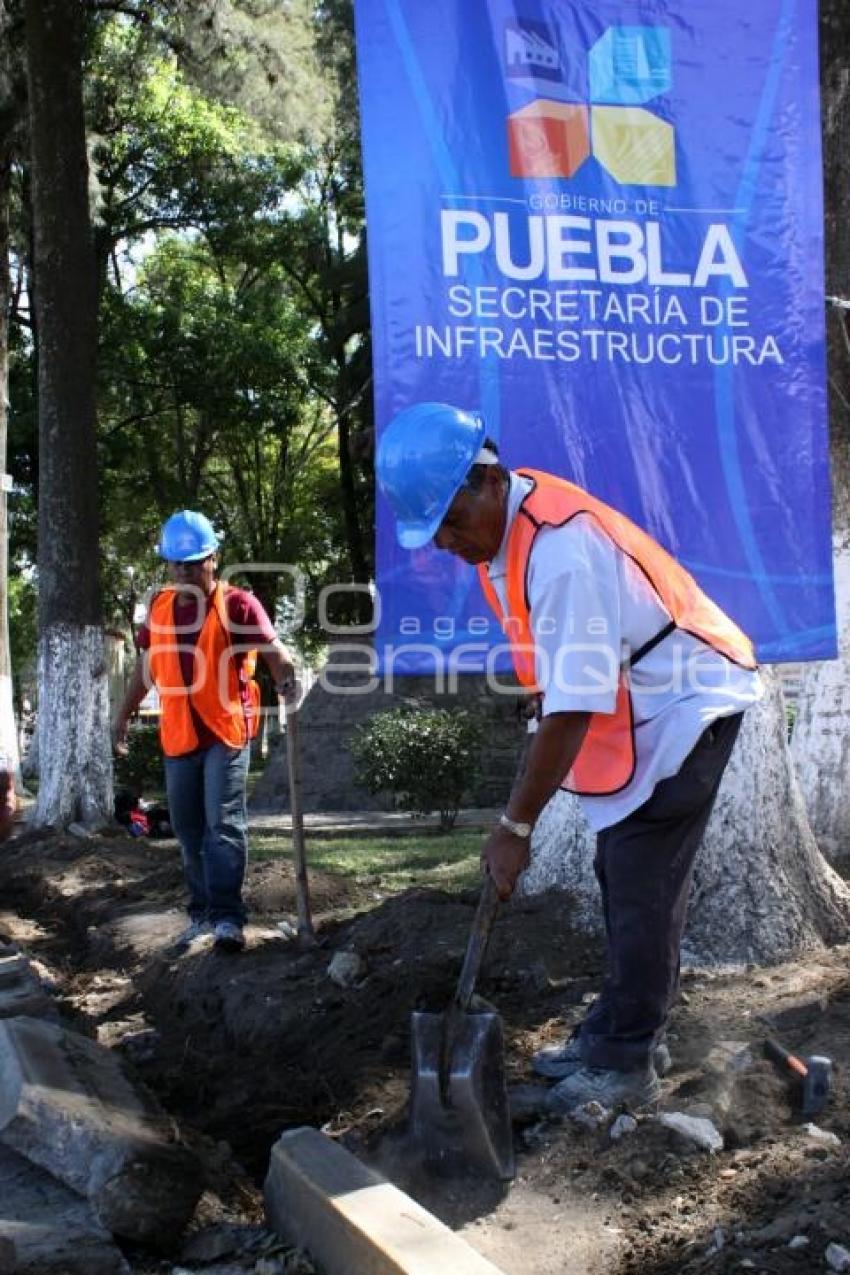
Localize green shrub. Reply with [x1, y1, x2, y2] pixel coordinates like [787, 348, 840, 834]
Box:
[351, 707, 483, 830]
[115, 723, 164, 796]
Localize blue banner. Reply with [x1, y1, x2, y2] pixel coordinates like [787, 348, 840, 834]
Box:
[355, 0, 834, 672]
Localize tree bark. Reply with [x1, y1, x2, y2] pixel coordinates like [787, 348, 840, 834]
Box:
[520, 672, 850, 964]
[25, 0, 112, 826]
[0, 139, 21, 782]
[788, 0, 850, 859]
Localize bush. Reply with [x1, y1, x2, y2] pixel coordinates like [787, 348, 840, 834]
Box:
[115, 723, 164, 796]
[351, 707, 483, 830]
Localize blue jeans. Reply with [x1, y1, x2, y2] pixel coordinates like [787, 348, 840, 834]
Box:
[164, 742, 251, 926]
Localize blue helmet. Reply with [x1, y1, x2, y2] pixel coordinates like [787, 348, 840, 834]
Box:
[376, 402, 486, 549]
[157, 510, 219, 562]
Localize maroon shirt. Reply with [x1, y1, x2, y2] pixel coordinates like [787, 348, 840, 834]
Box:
[138, 586, 277, 749]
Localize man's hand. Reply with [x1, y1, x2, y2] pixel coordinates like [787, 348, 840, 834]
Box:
[481, 823, 531, 901]
[112, 717, 130, 758]
[274, 661, 299, 707]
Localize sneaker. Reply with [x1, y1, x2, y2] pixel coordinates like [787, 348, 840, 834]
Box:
[533, 1035, 672, 1080]
[545, 1064, 662, 1115]
[169, 919, 212, 951]
[213, 920, 246, 952]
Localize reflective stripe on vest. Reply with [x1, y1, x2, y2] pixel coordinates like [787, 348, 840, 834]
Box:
[148, 582, 260, 757]
[477, 470, 756, 797]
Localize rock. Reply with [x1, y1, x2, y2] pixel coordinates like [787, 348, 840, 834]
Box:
[750, 1216, 799, 1245]
[610, 1114, 638, 1141]
[802, 1123, 840, 1147]
[67, 823, 95, 841]
[628, 1158, 649, 1181]
[0, 1017, 201, 1246]
[326, 951, 364, 988]
[706, 1227, 725, 1253]
[181, 1223, 267, 1263]
[569, 1101, 611, 1131]
[658, 1112, 724, 1153]
[277, 921, 298, 941]
[827, 1243, 850, 1273]
[0, 1144, 129, 1272]
[788, 1235, 810, 1249]
[704, 1040, 754, 1075]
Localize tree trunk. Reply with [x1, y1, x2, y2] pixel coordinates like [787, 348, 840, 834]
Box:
[520, 672, 850, 964]
[0, 141, 21, 782]
[788, 0, 850, 859]
[24, 0, 112, 827]
[685, 672, 850, 964]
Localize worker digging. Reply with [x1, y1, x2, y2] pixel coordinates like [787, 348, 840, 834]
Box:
[377, 401, 764, 1114]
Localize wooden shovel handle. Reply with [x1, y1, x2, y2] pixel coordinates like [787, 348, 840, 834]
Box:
[454, 872, 500, 1012]
[285, 703, 315, 942]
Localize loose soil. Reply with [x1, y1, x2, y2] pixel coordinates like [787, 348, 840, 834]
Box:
[1, 827, 849, 1274]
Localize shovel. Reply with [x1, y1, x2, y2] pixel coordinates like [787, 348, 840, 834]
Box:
[409, 872, 515, 1180]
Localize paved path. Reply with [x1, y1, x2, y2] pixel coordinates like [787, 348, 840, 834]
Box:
[247, 808, 500, 838]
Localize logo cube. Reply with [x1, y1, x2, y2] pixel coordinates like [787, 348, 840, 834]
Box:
[589, 26, 671, 105]
[508, 100, 589, 178]
[591, 106, 676, 186]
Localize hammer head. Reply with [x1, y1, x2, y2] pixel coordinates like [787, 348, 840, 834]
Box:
[801, 1055, 832, 1118]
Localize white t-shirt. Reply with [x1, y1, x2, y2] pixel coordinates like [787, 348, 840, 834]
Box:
[488, 474, 763, 831]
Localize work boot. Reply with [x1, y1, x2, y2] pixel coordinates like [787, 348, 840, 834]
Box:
[546, 1064, 662, 1114]
[169, 919, 212, 952]
[214, 920, 246, 952]
[533, 1034, 672, 1080]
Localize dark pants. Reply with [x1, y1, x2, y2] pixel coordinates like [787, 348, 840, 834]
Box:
[164, 742, 251, 926]
[580, 713, 743, 1072]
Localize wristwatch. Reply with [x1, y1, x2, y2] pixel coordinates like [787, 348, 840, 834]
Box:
[499, 812, 533, 839]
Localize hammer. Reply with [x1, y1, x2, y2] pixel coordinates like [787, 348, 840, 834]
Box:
[763, 1037, 832, 1118]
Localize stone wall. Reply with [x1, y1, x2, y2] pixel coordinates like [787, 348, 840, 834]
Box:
[250, 645, 527, 813]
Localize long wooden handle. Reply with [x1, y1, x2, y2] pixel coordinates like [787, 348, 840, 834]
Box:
[454, 872, 500, 1011]
[284, 704, 314, 941]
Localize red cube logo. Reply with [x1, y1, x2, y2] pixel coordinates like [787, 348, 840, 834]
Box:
[508, 100, 590, 178]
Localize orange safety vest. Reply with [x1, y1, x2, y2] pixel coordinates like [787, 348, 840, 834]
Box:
[148, 582, 260, 757]
[477, 469, 756, 797]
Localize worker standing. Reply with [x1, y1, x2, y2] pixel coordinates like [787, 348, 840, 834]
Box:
[113, 511, 297, 953]
[376, 403, 762, 1111]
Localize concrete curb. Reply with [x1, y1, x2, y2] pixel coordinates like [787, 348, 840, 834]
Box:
[264, 1126, 506, 1275]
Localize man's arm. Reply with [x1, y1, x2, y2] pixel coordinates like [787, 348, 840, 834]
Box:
[112, 651, 153, 756]
[481, 711, 590, 900]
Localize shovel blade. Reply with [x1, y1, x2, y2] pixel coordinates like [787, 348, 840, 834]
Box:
[409, 1009, 515, 1181]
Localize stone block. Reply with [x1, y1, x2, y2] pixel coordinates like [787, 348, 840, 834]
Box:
[0, 1017, 201, 1246]
[508, 99, 589, 178]
[591, 106, 676, 186]
[0, 1143, 130, 1273]
[265, 1127, 505, 1275]
[0, 953, 55, 1021]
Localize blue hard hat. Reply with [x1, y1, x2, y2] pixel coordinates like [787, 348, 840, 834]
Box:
[157, 510, 219, 562]
[376, 403, 486, 549]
